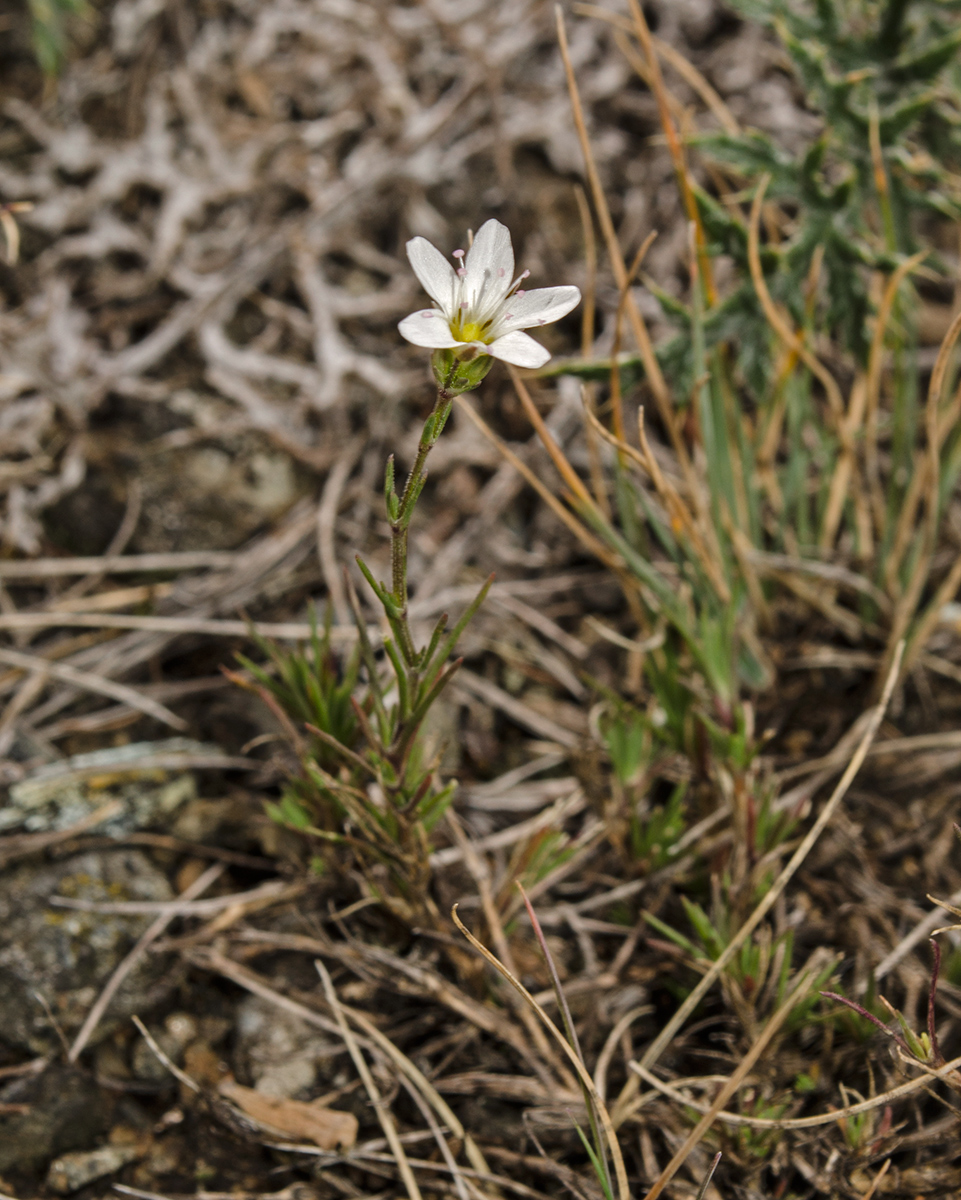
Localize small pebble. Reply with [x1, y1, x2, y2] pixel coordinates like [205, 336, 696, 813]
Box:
[47, 1143, 142, 1194]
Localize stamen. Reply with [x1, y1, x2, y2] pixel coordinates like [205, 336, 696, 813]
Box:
[456, 267, 467, 277]
[515, 289, 526, 298]
[498, 267, 506, 278]
[507, 269, 530, 297]
[453, 249, 465, 260]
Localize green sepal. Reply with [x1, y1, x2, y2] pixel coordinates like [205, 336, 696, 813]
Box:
[430, 347, 494, 394]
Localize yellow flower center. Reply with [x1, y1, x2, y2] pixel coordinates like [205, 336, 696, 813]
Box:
[452, 319, 489, 344]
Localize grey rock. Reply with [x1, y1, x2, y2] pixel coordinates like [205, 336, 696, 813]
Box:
[0, 1066, 107, 1174]
[1, 738, 207, 835]
[235, 994, 336, 1099]
[0, 849, 174, 1053]
[47, 1143, 143, 1194]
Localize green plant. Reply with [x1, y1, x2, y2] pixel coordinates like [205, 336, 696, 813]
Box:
[235, 220, 580, 926]
[646, 896, 838, 1039]
[822, 938, 959, 1081]
[233, 402, 489, 926]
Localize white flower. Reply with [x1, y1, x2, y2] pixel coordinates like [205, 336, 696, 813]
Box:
[398, 219, 581, 369]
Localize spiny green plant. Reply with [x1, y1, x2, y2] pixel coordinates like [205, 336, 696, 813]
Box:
[534, 0, 961, 891]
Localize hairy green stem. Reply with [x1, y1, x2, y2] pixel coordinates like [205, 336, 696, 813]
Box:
[388, 386, 453, 663]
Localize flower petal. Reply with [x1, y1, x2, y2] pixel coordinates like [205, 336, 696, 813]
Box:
[406, 238, 456, 312]
[464, 219, 514, 312]
[398, 310, 460, 349]
[492, 285, 581, 334]
[487, 329, 551, 369]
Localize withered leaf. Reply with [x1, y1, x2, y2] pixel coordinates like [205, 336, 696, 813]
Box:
[218, 1078, 358, 1149]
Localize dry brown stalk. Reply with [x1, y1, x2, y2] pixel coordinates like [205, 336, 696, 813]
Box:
[316, 438, 363, 626]
[606, 232, 658, 443]
[581, 400, 730, 603]
[0, 552, 239, 578]
[747, 176, 847, 450]
[453, 395, 617, 568]
[446, 809, 579, 1093]
[573, 179, 613, 522]
[508, 368, 597, 508]
[0, 799, 123, 868]
[452, 905, 631, 1200]
[573, 5, 740, 135]
[0, 612, 335, 639]
[316, 959, 424, 1200]
[50, 878, 293, 917]
[554, 7, 691, 479]
[625, 0, 716, 305]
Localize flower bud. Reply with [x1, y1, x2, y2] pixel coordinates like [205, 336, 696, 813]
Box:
[431, 347, 494, 394]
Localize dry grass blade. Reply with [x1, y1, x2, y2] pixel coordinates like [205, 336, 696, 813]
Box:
[50, 879, 291, 916]
[131, 1015, 201, 1094]
[595, 1005, 652, 1109]
[432, 790, 585, 868]
[315, 959, 424, 1200]
[554, 6, 689, 476]
[453, 396, 617, 569]
[396, 1078, 469, 1200]
[902, 555, 961, 677]
[451, 906, 630, 1200]
[331, 996, 496, 1188]
[881, 306, 961, 684]
[747, 177, 846, 451]
[0, 799, 123, 868]
[632, 1049, 961, 1129]
[0, 552, 239, 577]
[606, 232, 658, 443]
[0, 644, 186, 730]
[635, 640, 904, 1075]
[582, 401, 725, 598]
[874, 882, 961, 980]
[0, 612, 354, 641]
[508, 370, 605, 509]
[447, 813, 578, 1092]
[455, 668, 578, 749]
[317, 438, 363, 626]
